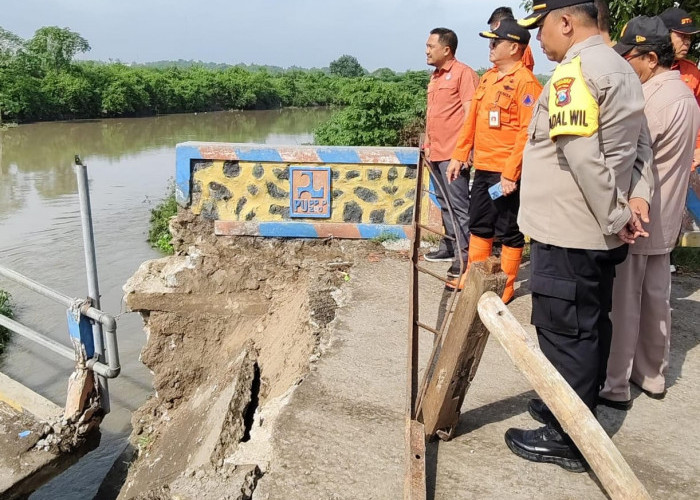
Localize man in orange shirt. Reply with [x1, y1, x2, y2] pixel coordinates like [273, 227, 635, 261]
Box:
[446, 19, 543, 303]
[488, 6, 535, 71]
[660, 7, 700, 169]
[424, 28, 480, 276]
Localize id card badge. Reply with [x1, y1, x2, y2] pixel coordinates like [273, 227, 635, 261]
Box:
[489, 108, 500, 128]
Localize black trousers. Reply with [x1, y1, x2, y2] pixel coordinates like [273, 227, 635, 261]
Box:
[429, 160, 471, 262]
[469, 169, 524, 248]
[530, 241, 628, 410]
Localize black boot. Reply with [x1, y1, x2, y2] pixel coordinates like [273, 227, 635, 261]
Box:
[504, 424, 586, 473]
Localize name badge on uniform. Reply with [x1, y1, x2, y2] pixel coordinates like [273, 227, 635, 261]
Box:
[489, 108, 500, 128]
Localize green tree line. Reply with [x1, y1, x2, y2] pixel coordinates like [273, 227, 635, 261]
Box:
[0, 25, 430, 148]
[520, 0, 699, 58]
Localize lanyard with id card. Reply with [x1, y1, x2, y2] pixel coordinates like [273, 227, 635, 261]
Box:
[489, 106, 500, 128]
[489, 90, 502, 128]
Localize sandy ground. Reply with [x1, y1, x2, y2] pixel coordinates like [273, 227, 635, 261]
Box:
[253, 254, 700, 500]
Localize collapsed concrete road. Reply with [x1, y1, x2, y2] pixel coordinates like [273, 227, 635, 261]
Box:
[254, 256, 700, 499]
[0, 373, 101, 500]
[117, 213, 700, 499]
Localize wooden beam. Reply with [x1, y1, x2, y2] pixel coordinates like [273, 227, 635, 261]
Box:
[404, 418, 427, 500]
[478, 292, 652, 500]
[404, 150, 427, 500]
[419, 258, 506, 440]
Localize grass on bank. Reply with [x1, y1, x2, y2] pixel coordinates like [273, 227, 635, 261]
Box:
[672, 247, 700, 274]
[148, 191, 177, 255]
[0, 290, 14, 356]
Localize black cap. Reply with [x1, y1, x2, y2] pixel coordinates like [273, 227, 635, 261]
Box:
[659, 7, 700, 35]
[480, 18, 531, 44]
[613, 16, 670, 56]
[519, 0, 593, 29]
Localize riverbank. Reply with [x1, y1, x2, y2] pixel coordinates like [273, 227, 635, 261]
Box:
[0, 109, 331, 499]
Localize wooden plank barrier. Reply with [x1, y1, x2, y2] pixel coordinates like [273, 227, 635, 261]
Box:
[477, 292, 652, 500]
[419, 258, 506, 440]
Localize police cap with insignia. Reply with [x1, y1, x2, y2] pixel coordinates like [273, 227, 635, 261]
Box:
[659, 7, 700, 35]
[518, 0, 594, 29]
[613, 16, 671, 56]
[479, 18, 531, 44]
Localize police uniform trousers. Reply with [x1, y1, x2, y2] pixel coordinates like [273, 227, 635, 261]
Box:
[469, 169, 524, 248]
[530, 241, 628, 410]
[429, 160, 471, 262]
[601, 253, 672, 401]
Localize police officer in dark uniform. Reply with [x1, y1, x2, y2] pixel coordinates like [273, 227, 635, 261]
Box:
[507, 0, 654, 472]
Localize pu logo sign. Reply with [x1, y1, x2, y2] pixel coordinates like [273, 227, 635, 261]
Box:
[289, 166, 332, 218]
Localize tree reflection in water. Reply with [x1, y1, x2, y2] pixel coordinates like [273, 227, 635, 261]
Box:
[0, 108, 333, 218]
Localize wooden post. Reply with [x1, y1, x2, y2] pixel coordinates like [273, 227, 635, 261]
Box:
[404, 147, 427, 500]
[420, 258, 506, 440]
[404, 418, 427, 500]
[478, 292, 652, 500]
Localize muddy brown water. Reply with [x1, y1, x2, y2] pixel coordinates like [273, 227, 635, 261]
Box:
[0, 108, 333, 499]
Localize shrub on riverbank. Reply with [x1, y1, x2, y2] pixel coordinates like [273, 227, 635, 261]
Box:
[314, 71, 429, 147]
[148, 193, 177, 255]
[672, 247, 700, 274]
[0, 290, 14, 355]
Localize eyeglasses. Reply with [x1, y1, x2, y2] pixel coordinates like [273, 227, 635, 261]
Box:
[623, 51, 645, 62]
[489, 39, 506, 49]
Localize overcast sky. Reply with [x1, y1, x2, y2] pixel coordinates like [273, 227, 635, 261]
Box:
[3, 0, 554, 73]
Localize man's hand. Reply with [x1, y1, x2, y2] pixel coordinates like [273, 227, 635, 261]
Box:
[617, 211, 648, 244]
[446, 159, 463, 183]
[693, 147, 700, 171]
[501, 175, 518, 196]
[628, 197, 650, 233]
[467, 150, 474, 167]
[424, 147, 431, 159]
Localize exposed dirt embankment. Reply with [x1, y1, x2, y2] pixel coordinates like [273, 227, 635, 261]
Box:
[118, 211, 380, 499]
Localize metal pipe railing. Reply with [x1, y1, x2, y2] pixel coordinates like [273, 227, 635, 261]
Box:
[82, 305, 121, 379]
[0, 265, 121, 380]
[0, 265, 74, 307]
[0, 314, 74, 360]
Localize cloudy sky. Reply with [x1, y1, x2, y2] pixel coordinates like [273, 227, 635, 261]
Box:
[3, 0, 554, 73]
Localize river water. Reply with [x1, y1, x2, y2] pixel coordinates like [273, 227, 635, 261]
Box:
[0, 108, 333, 499]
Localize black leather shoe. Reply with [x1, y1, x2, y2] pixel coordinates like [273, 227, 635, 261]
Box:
[528, 398, 555, 425]
[597, 396, 633, 410]
[642, 389, 666, 400]
[424, 247, 454, 262]
[504, 425, 586, 473]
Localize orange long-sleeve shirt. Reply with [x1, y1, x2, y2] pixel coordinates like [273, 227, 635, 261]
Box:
[522, 45, 535, 72]
[673, 58, 700, 155]
[451, 61, 542, 181]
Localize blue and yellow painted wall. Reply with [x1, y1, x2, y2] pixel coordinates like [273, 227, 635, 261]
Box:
[176, 142, 440, 239]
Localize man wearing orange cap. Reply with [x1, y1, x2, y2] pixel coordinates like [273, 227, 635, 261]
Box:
[660, 7, 700, 169]
[445, 19, 542, 304]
